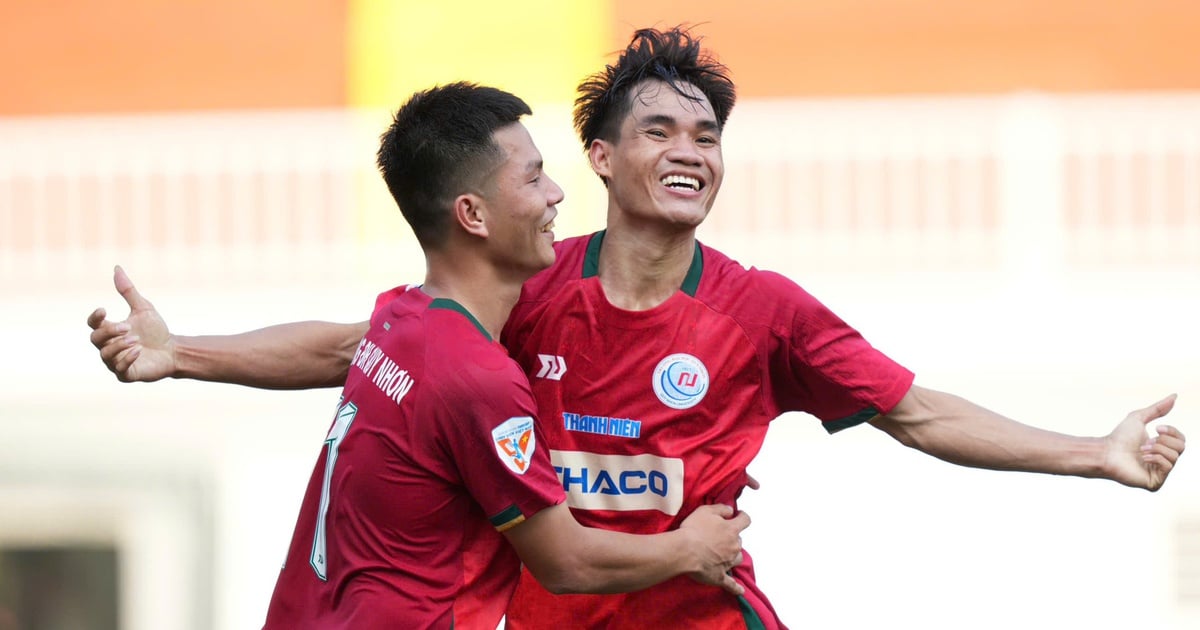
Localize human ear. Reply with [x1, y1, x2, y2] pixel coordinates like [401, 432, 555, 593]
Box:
[453, 194, 489, 239]
[588, 139, 613, 181]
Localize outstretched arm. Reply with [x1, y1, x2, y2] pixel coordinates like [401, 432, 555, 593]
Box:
[87, 266, 365, 389]
[503, 503, 750, 596]
[871, 385, 1186, 491]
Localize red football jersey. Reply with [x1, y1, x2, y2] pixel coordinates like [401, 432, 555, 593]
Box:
[263, 287, 564, 630]
[500, 232, 915, 629]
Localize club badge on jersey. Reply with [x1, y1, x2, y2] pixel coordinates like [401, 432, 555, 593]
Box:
[492, 416, 537, 475]
[652, 353, 709, 410]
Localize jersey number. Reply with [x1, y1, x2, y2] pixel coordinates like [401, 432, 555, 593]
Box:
[309, 401, 357, 580]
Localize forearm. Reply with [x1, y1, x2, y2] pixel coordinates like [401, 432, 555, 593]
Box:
[534, 526, 693, 595]
[873, 385, 1107, 478]
[173, 321, 366, 389]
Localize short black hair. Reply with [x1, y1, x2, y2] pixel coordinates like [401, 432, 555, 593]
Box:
[377, 82, 532, 248]
[573, 26, 736, 153]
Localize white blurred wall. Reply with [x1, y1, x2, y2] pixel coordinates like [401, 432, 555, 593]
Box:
[1, 94, 1198, 629]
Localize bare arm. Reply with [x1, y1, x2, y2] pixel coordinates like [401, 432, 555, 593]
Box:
[88, 266, 364, 389]
[871, 384, 1186, 490]
[503, 503, 749, 596]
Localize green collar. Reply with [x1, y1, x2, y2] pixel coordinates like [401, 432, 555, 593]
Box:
[429, 298, 492, 341]
[581, 230, 703, 297]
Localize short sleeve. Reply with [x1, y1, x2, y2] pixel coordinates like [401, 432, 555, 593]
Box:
[755, 271, 915, 432]
[434, 361, 565, 531]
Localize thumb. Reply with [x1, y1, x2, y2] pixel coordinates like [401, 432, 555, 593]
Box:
[1139, 394, 1178, 425]
[114, 265, 153, 312]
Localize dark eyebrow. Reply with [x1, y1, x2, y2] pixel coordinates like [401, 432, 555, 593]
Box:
[638, 114, 720, 133]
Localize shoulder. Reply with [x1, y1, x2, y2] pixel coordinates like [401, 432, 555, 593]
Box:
[695, 243, 823, 317]
[422, 316, 530, 399]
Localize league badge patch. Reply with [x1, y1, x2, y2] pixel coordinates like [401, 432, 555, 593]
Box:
[652, 353, 709, 410]
[492, 416, 537, 475]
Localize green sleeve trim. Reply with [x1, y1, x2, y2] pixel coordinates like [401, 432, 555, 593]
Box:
[489, 504, 525, 531]
[737, 595, 767, 630]
[824, 407, 880, 434]
[428, 298, 492, 342]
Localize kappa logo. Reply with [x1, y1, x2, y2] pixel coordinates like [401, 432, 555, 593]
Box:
[536, 354, 567, 380]
[651, 353, 709, 410]
[491, 416, 537, 475]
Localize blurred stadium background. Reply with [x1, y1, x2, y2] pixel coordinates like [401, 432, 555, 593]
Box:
[1, 1, 1198, 628]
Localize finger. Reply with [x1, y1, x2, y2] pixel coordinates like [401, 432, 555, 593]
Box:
[87, 307, 108, 330]
[718, 574, 745, 596]
[1152, 430, 1186, 457]
[1157, 425, 1186, 450]
[100, 336, 137, 366]
[731, 511, 751, 531]
[744, 472, 761, 491]
[113, 345, 142, 376]
[91, 321, 131, 349]
[1143, 439, 1182, 464]
[114, 265, 154, 312]
[1141, 452, 1174, 474]
[1138, 394, 1178, 425]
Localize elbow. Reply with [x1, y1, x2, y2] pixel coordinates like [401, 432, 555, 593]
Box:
[872, 415, 924, 450]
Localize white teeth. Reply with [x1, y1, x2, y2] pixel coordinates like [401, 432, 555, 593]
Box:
[660, 175, 700, 191]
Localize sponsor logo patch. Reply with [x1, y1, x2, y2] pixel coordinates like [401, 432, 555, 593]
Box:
[651, 353, 709, 410]
[550, 450, 685, 515]
[562, 411, 642, 439]
[492, 416, 536, 475]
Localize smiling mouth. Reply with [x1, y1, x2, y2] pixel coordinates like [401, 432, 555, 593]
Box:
[661, 175, 702, 191]
[540, 219, 555, 233]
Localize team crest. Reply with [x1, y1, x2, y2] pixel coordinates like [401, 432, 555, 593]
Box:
[492, 416, 536, 475]
[652, 353, 709, 410]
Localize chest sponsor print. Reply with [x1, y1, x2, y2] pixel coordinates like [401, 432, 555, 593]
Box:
[549, 450, 684, 515]
[651, 353, 709, 410]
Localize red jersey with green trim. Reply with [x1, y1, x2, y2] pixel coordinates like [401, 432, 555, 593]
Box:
[500, 232, 915, 629]
[263, 287, 564, 630]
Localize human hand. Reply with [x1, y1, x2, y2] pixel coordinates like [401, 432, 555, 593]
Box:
[86, 266, 177, 382]
[678, 504, 750, 596]
[1103, 394, 1186, 491]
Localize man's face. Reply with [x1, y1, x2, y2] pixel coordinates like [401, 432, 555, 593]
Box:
[480, 122, 563, 277]
[593, 79, 724, 229]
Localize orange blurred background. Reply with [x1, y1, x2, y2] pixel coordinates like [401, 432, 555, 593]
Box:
[5, 0, 1200, 115]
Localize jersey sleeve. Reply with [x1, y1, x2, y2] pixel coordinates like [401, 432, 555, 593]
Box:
[435, 359, 565, 531]
[755, 270, 915, 432]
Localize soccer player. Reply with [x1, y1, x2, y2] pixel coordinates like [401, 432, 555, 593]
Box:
[89, 27, 1185, 630]
[184, 82, 751, 629]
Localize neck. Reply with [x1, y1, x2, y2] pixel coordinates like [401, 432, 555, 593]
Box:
[421, 250, 524, 340]
[597, 220, 697, 311]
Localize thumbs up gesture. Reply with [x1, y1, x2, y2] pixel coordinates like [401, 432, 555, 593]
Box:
[86, 266, 177, 382]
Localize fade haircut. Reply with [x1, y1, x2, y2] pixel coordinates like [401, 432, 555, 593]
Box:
[573, 26, 736, 154]
[377, 82, 532, 248]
